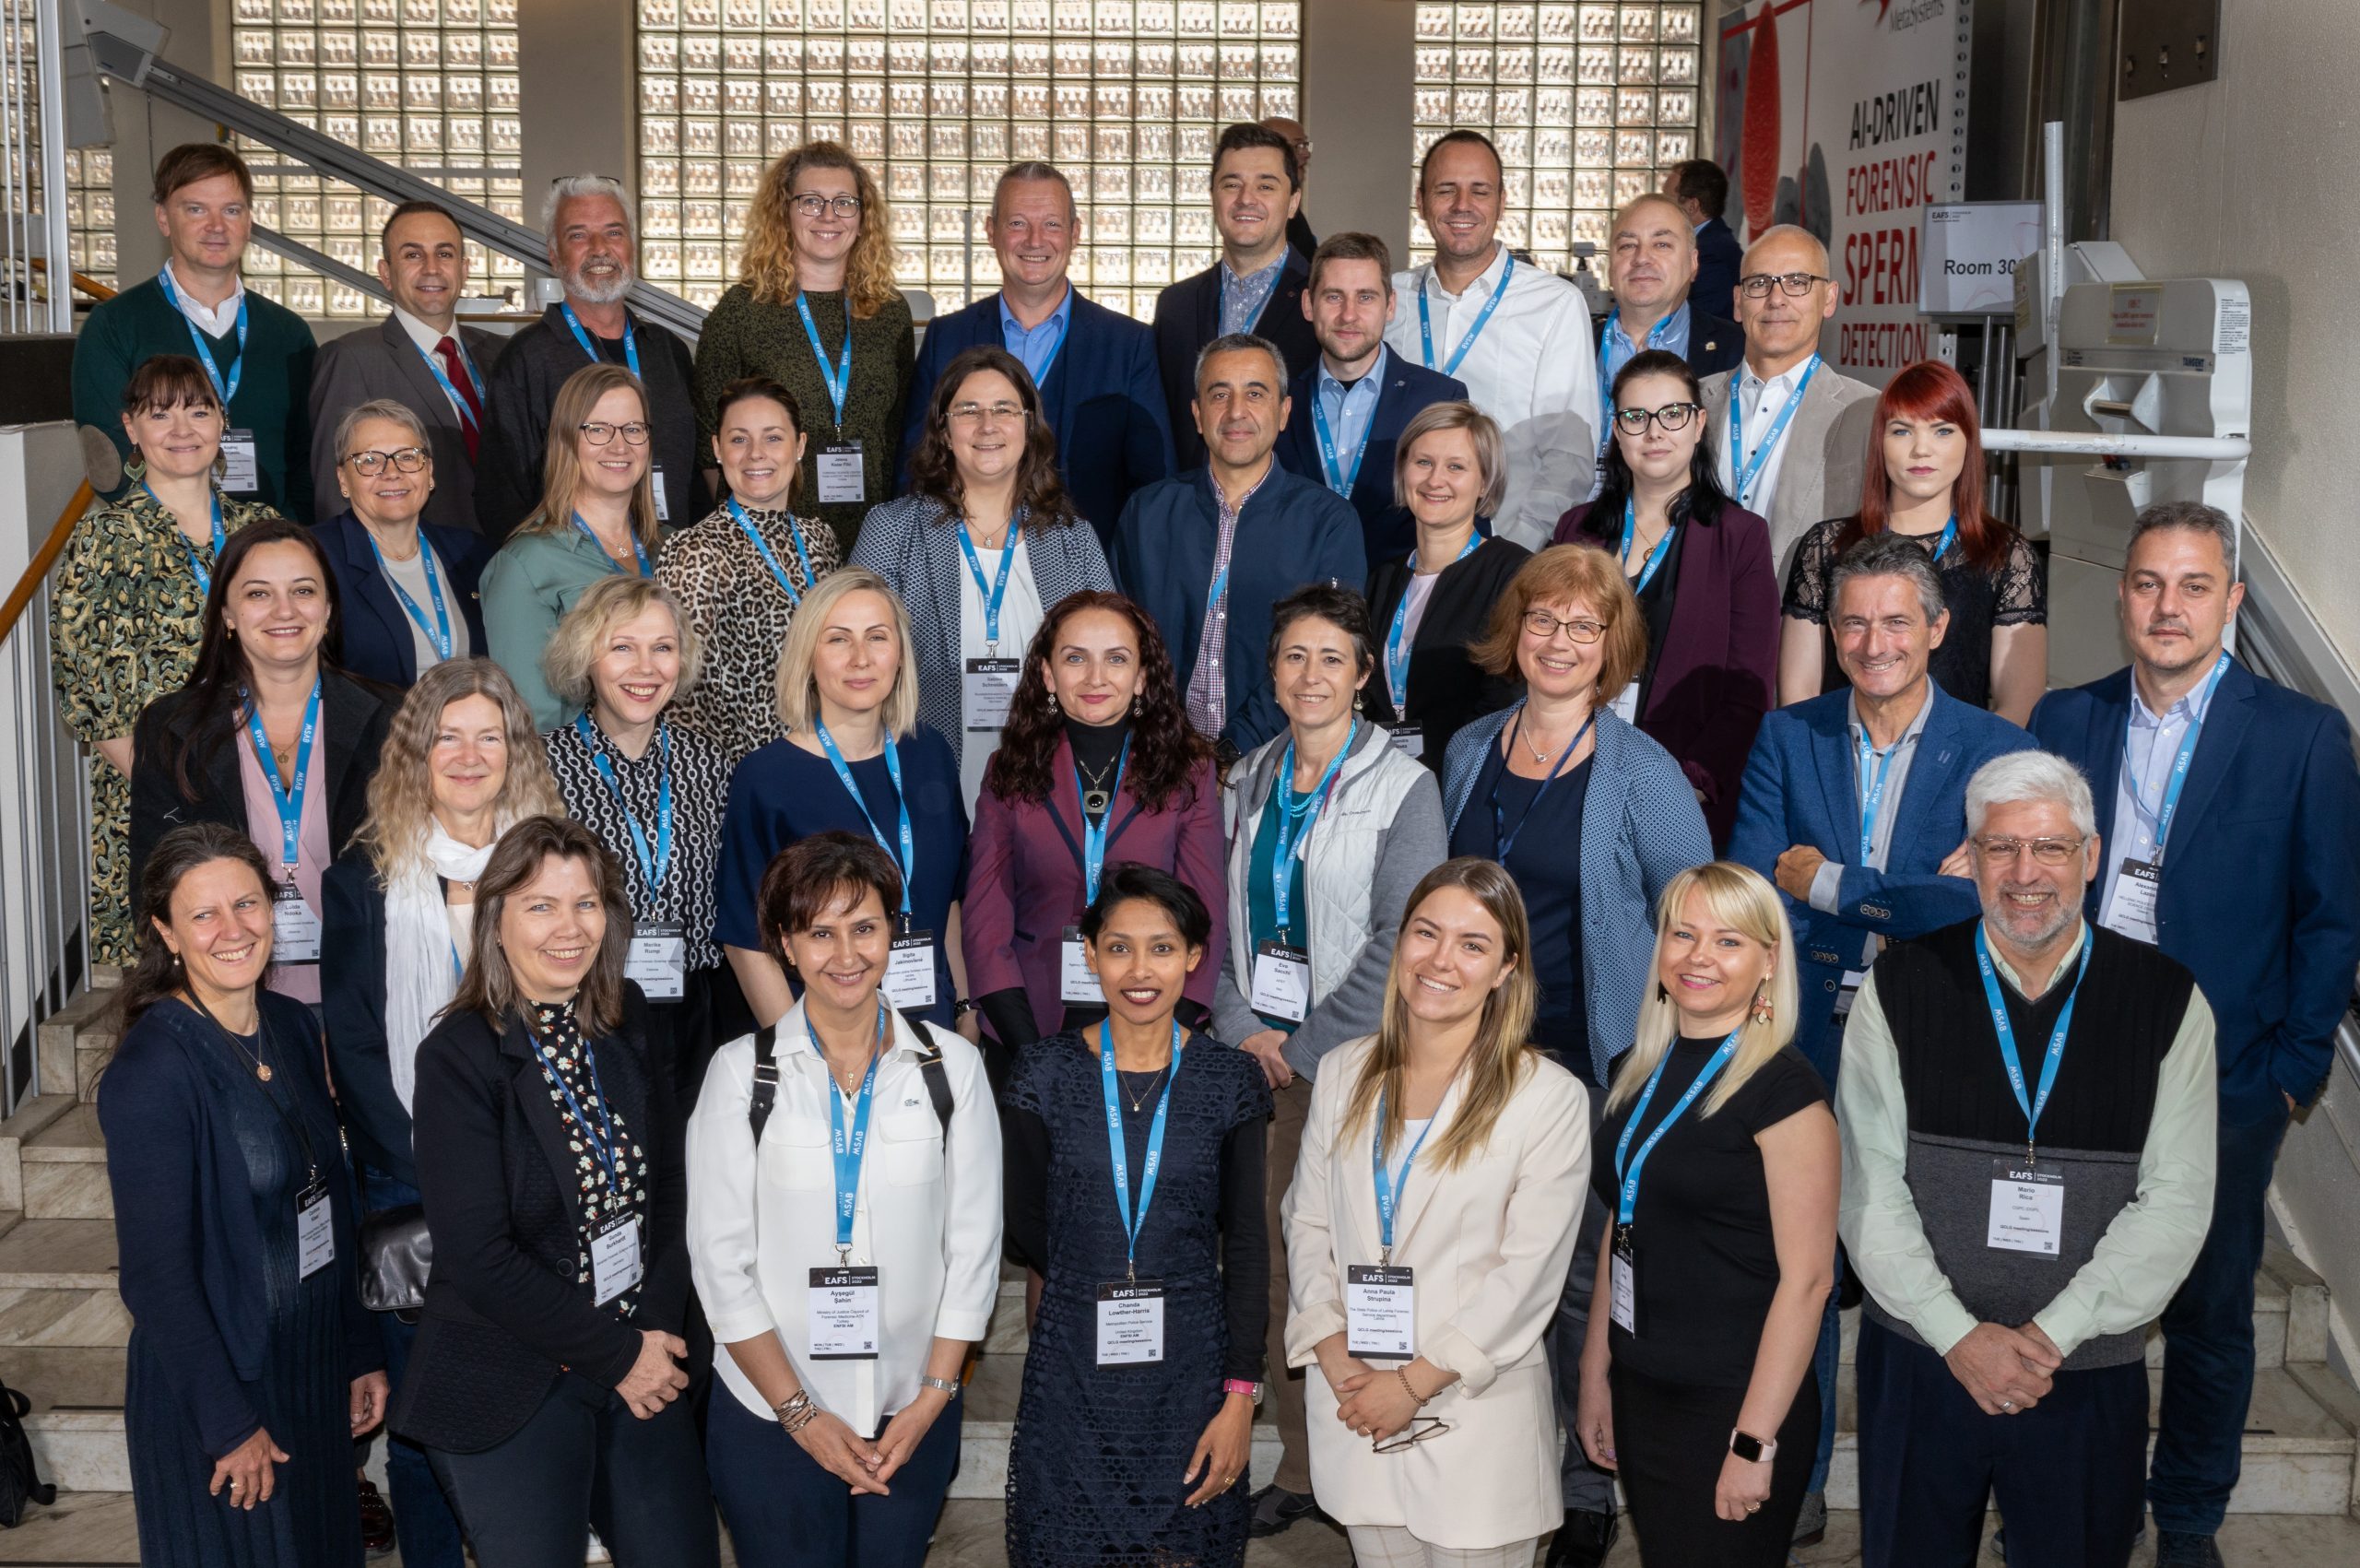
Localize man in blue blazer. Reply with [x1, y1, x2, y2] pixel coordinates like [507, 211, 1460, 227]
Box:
[900, 163, 1172, 542]
[1669, 158, 1745, 324]
[2029, 502, 2360, 1566]
[1113, 333, 1364, 759]
[1273, 232, 1468, 565]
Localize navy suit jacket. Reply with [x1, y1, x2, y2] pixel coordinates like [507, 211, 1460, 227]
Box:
[1728, 685, 2036, 1079]
[2031, 660, 2360, 1123]
[1274, 351, 1469, 564]
[900, 288, 1173, 541]
[313, 511, 492, 689]
[1153, 251, 1322, 471]
[1693, 217, 1745, 323]
[1684, 308, 1746, 380]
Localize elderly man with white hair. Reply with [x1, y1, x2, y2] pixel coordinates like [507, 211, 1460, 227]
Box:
[476, 172, 708, 538]
[1836, 748, 2217, 1568]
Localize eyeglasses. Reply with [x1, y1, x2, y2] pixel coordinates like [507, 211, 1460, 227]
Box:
[948, 400, 1027, 425]
[1372, 1416, 1451, 1454]
[1738, 271, 1833, 299]
[344, 446, 429, 476]
[789, 195, 863, 219]
[578, 421, 651, 446]
[1972, 834, 2089, 867]
[1612, 402, 1703, 435]
[1521, 608, 1607, 644]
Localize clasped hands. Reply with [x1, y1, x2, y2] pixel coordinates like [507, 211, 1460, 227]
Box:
[1943, 1320, 2063, 1415]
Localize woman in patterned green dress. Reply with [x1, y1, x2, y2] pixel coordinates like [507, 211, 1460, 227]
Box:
[53, 354, 278, 964]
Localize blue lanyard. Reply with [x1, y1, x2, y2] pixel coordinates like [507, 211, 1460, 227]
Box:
[1371, 1091, 1439, 1262]
[576, 715, 674, 894]
[727, 499, 816, 606]
[1925, 513, 1958, 562]
[1618, 499, 1676, 595]
[1270, 722, 1356, 937]
[1384, 532, 1481, 709]
[1613, 1028, 1741, 1225]
[533, 1026, 625, 1192]
[1597, 312, 1679, 451]
[158, 266, 247, 403]
[1077, 736, 1131, 904]
[816, 723, 915, 923]
[1311, 380, 1376, 497]
[796, 292, 855, 427]
[819, 1000, 891, 1257]
[242, 679, 321, 868]
[2128, 651, 2232, 867]
[573, 512, 652, 577]
[1491, 708, 1594, 862]
[1098, 1019, 1184, 1281]
[560, 301, 639, 380]
[364, 532, 455, 661]
[1417, 253, 1515, 378]
[1856, 729, 1904, 866]
[151, 484, 226, 595]
[1729, 354, 1820, 506]
[1973, 925, 2093, 1160]
[413, 334, 485, 422]
[955, 515, 1023, 651]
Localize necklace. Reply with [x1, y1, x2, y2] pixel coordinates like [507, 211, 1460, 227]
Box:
[1076, 752, 1117, 817]
[1117, 1062, 1171, 1114]
[1519, 709, 1588, 764]
[186, 992, 273, 1081]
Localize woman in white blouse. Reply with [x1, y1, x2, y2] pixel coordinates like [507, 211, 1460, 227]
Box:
[687, 829, 1003, 1568]
[1283, 856, 1591, 1568]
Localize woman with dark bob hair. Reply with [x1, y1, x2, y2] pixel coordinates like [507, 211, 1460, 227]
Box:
[391, 815, 718, 1567]
[1002, 863, 1272, 1568]
[100, 822, 387, 1567]
[851, 343, 1115, 808]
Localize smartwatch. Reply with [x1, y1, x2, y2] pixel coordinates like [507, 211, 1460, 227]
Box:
[1729, 1428, 1777, 1463]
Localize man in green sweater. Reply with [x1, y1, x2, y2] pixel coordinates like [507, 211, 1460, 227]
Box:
[72, 143, 318, 521]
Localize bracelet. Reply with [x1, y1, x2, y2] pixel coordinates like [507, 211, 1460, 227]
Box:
[917, 1374, 962, 1398]
[1395, 1367, 1432, 1408]
[774, 1391, 820, 1434]
[952, 996, 979, 1018]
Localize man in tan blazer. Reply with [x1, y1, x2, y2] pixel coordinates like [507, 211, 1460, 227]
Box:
[1698, 225, 1878, 580]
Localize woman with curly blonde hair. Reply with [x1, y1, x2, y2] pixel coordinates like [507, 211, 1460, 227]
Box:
[693, 141, 915, 555]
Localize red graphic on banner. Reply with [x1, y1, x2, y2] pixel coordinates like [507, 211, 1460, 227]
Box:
[1741, 5, 1783, 239]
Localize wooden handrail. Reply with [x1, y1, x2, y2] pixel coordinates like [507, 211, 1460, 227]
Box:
[0, 482, 94, 642]
[25, 256, 116, 302]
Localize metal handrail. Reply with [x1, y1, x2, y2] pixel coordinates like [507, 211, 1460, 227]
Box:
[1981, 429, 2253, 461]
[0, 482, 92, 641]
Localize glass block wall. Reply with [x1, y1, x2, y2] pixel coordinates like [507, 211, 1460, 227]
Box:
[228, 0, 527, 318]
[1410, 3, 1701, 275]
[65, 147, 118, 292]
[634, 0, 1304, 320]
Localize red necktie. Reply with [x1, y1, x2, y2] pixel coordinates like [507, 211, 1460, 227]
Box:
[435, 336, 484, 461]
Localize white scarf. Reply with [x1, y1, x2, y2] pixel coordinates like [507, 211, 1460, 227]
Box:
[386, 819, 502, 1113]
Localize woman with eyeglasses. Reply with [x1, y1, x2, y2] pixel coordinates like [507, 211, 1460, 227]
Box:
[481, 362, 672, 729]
[53, 354, 276, 966]
[313, 398, 492, 690]
[657, 376, 842, 764]
[1362, 402, 1531, 775]
[1552, 349, 1779, 847]
[1282, 857, 1588, 1568]
[852, 344, 1116, 810]
[1777, 359, 2048, 725]
[694, 141, 915, 556]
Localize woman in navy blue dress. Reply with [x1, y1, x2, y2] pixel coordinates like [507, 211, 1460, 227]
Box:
[100, 822, 386, 1568]
[1002, 865, 1270, 1568]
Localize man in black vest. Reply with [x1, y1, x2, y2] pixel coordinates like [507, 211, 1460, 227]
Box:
[1837, 750, 2216, 1568]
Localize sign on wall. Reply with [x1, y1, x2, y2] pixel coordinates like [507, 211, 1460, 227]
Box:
[1715, 0, 1975, 383]
[1921, 201, 2044, 314]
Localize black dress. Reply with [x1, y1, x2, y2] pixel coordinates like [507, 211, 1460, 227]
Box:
[1782, 518, 2046, 712]
[1448, 738, 1594, 1076]
[1002, 1032, 1271, 1568]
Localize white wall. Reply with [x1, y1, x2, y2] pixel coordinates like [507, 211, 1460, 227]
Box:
[2109, 0, 2360, 666]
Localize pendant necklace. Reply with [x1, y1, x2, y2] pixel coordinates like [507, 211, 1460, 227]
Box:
[1117, 1062, 1170, 1114]
[186, 991, 275, 1081]
[1076, 754, 1117, 819]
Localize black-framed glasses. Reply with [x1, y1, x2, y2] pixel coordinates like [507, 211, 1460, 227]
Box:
[1612, 402, 1703, 435]
[344, 446, 429, 476]
[1373, 1416, 1451, 1454]
[578, 420, 651, 446]
[789, 195, 863, 219]
[1972, 834, 2089, 867]
[1522, 608, 1607, 644]
[1739, 271, 1833, 299]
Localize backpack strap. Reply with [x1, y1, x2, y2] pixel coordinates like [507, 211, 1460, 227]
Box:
[748, 1023, 780, 1145]
[916, 1043, 953, 1143]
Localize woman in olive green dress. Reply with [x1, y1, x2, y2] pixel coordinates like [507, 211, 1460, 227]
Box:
[53, 354, 278, 965]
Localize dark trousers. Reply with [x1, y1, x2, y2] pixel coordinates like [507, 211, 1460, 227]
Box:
[1547, 1070, 1617, 1515]
[1857, 1320, 2146, 1568]
[430, 1372, 719, 1568]
[705, 1387, 962, 1568]
[361, 1168, 466, 1568]
[647, 961, 751, 1110]
[2149, 1102, 2291, 1534]
[1608, 1361, 1819, 1567]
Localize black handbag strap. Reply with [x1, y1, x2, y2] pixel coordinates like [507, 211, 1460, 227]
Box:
[749, 1020, 952, 1147]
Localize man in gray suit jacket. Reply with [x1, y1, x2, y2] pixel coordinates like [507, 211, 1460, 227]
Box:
[309, 201, 497, 533]
[1698, 224, 1878, 578]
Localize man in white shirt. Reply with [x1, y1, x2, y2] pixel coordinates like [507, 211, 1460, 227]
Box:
[1696, 225, 1878, 576]
[1383, 131, 1601, 548]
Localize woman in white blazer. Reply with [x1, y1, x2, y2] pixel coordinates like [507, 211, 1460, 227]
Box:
[687, 830, 1002, 1568]
[1283, 857, 1592, 1568]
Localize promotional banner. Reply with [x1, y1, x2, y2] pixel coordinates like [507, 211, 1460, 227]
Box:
[1715, 0, 1974, 383]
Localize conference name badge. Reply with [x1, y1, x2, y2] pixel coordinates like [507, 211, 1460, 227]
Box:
[1387, 725, 1425, 761]
[1987, 1160, 2065, 1256]
[219, 429, 261, 494]
[296, 1178, 335, 1280]
[1059, 925, 1105, 1005]
[591, 1214, 643, 1305]
[963, 657, 1021, 732]
[649, 464, 670, 522]
[2104, 858, 2162, 946]
[1248, 939, 1311, 1024]
[884, 931, 938, 1010]
[808, 1266, 883, 1360]
[273, 878, 323, 963]
[817, 441, 866, 505]
[1345, 1265, 1417, 1360]
[625, 921, 687, 1000]
[1609, 1224, 1638, 1334]
[1095, 1279, 1166, 1365]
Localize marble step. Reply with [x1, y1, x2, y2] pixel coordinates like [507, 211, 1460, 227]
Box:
[34, 987, 118, 1105]
[13, 1103, 112, 1222]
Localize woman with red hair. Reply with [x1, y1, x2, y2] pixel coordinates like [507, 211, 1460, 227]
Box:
[1774, 360, 2047, 724]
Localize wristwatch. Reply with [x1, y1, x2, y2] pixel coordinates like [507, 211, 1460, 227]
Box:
[918, 1374, 963, 1397]
[1729, 1428, 1777, 1463]
[1222, 1379, 1265, 1403]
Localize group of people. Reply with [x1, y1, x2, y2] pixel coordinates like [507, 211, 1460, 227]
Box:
[56, 124, 2360, 1568]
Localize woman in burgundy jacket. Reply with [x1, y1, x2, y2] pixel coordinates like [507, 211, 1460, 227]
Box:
[1552, 348, 1779, 848]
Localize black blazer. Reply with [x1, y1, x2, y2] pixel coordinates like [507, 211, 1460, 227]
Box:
[128, 669, 394, 912]
[1153, 249, 1321, 470]
[1363, 536, 1532, 772]
[390, 988, 689, 1454]
[1274, 349, 1470, 565]
[321, 854, 411, 1185]
[313, 512, 492, 689]
[1684, 308, 1746, 379]
[1693, 217, 1745, 323]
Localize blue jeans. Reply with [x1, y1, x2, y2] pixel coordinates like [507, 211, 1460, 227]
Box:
[2147, 1102, 2292, 1535]
[706, 1387, 962, 1568]
[361, 1166, 466, 1568]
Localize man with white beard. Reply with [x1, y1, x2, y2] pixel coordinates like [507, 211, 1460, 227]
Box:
[476, 173, 707, 538]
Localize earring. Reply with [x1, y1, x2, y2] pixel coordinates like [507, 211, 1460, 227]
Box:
[1655, 982, 1669, 1004]
[1047, 689, 1060, 713]
[124, 448, 147, 482]
[1353, 690, 1365, 713]
[1750, 984, 1774, 1026]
